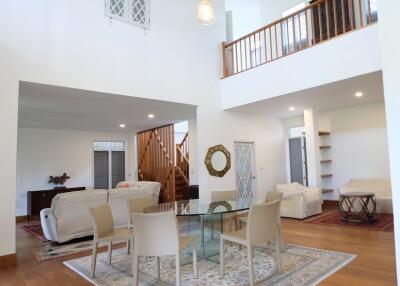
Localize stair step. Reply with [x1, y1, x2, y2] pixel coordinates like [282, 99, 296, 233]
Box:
[321, 174, 333, 178]
[319, 145, 331, 149]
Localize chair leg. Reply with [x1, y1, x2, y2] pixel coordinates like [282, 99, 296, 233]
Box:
[156, 256, 161, 279]
[275, 239, 283, 274]
[247, 245, 255, 286]
[211, 221, 214, 240]
[90, 241, 98, 278]
[192, 245, 198, 278]
[278, 219, 284, 251]
[220, 238, 225, 275]
[133, 254, 139, 286]
[107, 241, 112, 265]
[175, 254, 181, 286]
[127, 239, 130, 255]
[201, 216, 205, 257]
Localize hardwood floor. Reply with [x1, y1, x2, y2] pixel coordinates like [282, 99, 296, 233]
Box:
[0, 208, 396, 286]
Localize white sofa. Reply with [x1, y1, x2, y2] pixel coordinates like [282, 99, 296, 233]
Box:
[40, 181, 160, 243]
[340, 179, 392, 214]
[276, 182, 323, 219]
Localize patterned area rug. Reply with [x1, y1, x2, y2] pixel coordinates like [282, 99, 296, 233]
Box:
[305, 210, 394, 232]
[21, 223, 49, 242]
[33, 218, 203, 261]
[64, 244, 355, 286]
[33, 239, 127, 261]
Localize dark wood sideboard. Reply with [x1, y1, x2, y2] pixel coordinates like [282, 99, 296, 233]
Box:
[27, 187, 85, 223]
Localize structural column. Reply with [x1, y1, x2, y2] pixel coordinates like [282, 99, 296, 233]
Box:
[304, 108, 320, 188]
[378, 1, 400, 282]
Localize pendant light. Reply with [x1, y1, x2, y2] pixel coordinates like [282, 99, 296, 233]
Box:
[197, 0, 215, 25]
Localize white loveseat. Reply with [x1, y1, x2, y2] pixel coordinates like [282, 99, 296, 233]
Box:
[276, 182, 323, 219]
[40, 181, 160, 243]
[340, 179, 392, 214]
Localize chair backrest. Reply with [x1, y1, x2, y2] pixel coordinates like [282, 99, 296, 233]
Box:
[211, 190, 236, 201]
[127, 197, 156, 224]
[264, 191, 283, 203]
[89, 204, 114, 239]
[132, 211, 179, 256]
[247, 200, 281, 246]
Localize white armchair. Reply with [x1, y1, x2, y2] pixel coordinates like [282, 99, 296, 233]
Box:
[276, 182, 323, 219]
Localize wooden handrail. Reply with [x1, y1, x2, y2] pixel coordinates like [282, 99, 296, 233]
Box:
[222, 0, 378, 78]
[176, 132, 189, 187]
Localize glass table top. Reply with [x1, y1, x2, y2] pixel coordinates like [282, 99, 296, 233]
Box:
[143, 198, 253, 216]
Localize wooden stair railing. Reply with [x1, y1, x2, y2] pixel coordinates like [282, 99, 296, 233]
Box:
[222, 0, 378, 78]
[176, 132, 189, 185]
[137, 125, 175, 202]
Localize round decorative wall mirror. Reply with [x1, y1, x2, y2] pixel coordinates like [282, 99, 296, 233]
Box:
[204, 144, 231, 177]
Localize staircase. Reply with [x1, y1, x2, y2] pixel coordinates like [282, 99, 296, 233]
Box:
[175, 168, 188, 200]
[175, 132, 189, 200]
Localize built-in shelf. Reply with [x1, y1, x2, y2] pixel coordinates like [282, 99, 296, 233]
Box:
[322, 188, 334, 193]
[320, 159, 332, 163]
[319, 145, 331, 149]
[321, 174, 333, 178]
[318, 131, 331, 136]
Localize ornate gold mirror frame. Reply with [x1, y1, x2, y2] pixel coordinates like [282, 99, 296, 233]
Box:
[204, 144, 231, 177]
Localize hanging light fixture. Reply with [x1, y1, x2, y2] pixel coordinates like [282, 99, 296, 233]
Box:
[197, 0, 215, 26]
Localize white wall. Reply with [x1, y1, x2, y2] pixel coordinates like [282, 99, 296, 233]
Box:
[318, 102, 390, 199]
[221, 25, 381, 110]
[16, 127, 136, 216]
[225, 0, 262, 40]
[378, 1, 400, 281]
[197, 107, 287, 202]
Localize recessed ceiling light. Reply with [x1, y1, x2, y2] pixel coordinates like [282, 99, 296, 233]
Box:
[289, 106, 295, 111]
[355, 92, 363, 97]
[119, 124, 126, 128]
[148, 114, 155, 119]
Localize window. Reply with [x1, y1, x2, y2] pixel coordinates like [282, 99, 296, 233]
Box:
[93, 141, 126, 151]
[282, 2, 308, 54]
[288, 126, 305, 139]
[105, 0, 150, 30]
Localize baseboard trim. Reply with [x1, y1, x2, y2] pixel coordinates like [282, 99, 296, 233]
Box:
[0, 253, 17, 268]
[16, 215, 28, 223]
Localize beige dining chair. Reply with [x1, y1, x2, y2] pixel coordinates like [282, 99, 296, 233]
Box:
[131, 211, 198, 286]
[126, 197, 156, 253]
[220, 200, 283, 286]
[238, 191, 284, 250]
[89, 204, 134, 278]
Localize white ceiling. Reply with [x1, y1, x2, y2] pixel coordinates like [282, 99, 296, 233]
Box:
[228, 71, 385, 118]
[18, 82, 196, 132]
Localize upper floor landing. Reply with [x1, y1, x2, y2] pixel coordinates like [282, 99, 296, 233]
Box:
[221, 0, 380, 110]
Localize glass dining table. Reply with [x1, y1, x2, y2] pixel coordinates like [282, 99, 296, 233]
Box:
[143, 198, 253, 262]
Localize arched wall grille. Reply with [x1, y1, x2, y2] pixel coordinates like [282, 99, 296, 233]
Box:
[105, 0, 150, 30]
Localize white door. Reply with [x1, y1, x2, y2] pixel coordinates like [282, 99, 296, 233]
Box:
[235, 142, 257, 202]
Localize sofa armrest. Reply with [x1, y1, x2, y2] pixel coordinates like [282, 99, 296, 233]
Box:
[40, 208, 59, 242]
[304, 187, 322, 202]
[281, 191, 306, 203]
